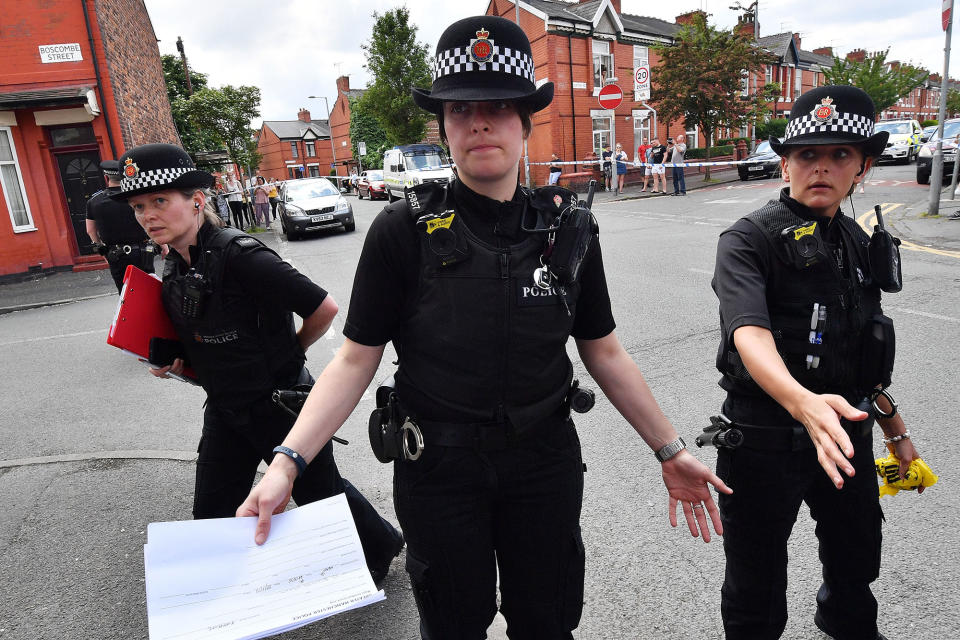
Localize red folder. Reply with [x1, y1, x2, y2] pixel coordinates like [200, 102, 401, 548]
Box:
[107, 265, 199, 383]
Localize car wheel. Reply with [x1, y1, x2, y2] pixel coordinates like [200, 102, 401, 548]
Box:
[357, 187, 363, 200]
[344, 220, 356, 232]
[739, 172, 748, 181]
[917, 169, 930, 185]
[387, 190, 396, 202]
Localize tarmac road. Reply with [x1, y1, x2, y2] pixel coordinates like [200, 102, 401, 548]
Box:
[1, 162, 957, 639]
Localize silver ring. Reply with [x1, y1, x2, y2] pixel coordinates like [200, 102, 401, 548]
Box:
[691, 504, 704, 510]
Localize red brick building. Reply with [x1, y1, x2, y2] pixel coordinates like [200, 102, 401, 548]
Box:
[256, 109, 334, 180]
[329, 76, 365, 177]
[0, 0, 178, 278]
[485, 0, 696, 185]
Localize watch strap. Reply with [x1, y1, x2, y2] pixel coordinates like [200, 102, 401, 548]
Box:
[654, 437, 687, 463]
[272, 445, 307, 477]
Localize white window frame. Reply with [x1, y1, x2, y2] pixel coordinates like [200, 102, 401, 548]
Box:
[794, 67, 802, 98]
[290, 141, 298, 158]
[633, 111, 651, 158]
[592, 39, 614, 94]
[685, 126, 698, 148]
[741, 69, 750, 97]
[764, 66, 773, 83]
[633, 45, 649, 101]
[305, 141, 316, 157]
[591, 110, 614, 155]
[0, 126, 35, 233]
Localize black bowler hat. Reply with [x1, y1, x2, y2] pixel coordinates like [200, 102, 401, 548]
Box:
[100, 160, 122, 177]
[770, 85, 888, 158]
[412, 16, 553, 115]
[111, 143, 214, 200]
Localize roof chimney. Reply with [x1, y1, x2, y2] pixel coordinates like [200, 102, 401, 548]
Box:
[675, 10, 706, 26]
[793, 33, 801, 50]
[735, 17, 756, 39]
[813, 46, 833, 57]
[335, 75, 350, 93]
[297, 108, 311, 122]
[846, 48, 867, 63]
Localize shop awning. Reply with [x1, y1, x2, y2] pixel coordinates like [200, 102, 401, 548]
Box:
[0, 86, 93, 109]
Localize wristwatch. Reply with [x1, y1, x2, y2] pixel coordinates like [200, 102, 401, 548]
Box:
[654, 437, 687, 463]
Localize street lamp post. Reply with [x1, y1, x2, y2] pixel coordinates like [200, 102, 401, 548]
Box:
[307, 95, 338, 175]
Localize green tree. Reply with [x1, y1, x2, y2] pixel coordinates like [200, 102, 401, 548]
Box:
[651, 12, 771, 178]
[180, 85, 263, 172]
[349, 96, 391, 171]
[822, 50, 927, 116]
[361, 8, 433, 144]
[947, 89, 960, 118]
[754, 118, 787, 141]
[161, 55, 219, 156]
[762, 81, 783, 119]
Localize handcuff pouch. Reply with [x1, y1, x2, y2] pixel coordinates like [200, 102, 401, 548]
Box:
[368, 375, 405, 463]
[859, 313, 895, 391]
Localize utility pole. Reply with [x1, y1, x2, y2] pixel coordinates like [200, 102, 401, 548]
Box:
[929, 2, 954, 216]
[176, 36, 192, 96]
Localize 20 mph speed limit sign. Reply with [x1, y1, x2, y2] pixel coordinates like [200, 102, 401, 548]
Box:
[634, 65, 650, 100]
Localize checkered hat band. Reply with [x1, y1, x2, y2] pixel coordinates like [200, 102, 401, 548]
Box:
[121, 167, 191, 192]
[434, 45, 535, 83]
[784, 111, 874, 141]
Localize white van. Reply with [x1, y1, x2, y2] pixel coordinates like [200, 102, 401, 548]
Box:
[382, 144, 455, 201]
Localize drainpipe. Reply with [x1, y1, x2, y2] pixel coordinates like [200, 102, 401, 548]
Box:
[568, 33, 578, 171]
[81, 0, 118, 157]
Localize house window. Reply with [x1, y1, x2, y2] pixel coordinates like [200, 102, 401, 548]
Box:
[592, 115, 612, 155]
[592, 40, 613, 89]
[290, 141, 298, 158]
[288, 167, 295, 180]
[305, 141, 315, 156]
[764, 66, 773, 83]
[48, 124, 96, 148]
[633, 111, 651, 157]
[0, 128, 34, 231]
[741, 70, 750, 97]
[794, 67, 802, 98]
[633, 45, 649, 101]
[308, 165, 319, 177]
[685, 126, 699, 148]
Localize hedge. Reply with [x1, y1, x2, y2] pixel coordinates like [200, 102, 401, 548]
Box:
[921, 119, 938, 128]
[685, 145, 733, 159]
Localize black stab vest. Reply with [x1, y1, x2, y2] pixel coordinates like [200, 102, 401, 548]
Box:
[718, 199, 882, 397]
[162, 225, 304, 406]
[394, 184, 581, 431]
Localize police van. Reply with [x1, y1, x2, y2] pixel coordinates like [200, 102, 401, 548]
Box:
[382, 144, 455, 201]
[876, 119, 922, 164]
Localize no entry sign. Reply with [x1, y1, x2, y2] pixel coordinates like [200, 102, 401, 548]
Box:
[598, 83, 623, 110]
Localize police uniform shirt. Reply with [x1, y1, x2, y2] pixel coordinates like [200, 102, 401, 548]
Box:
[711, 188, 860, 425]
[166, 223, 328, 325]
[85, 187, 149, 245]
[344, 179, 616, 348]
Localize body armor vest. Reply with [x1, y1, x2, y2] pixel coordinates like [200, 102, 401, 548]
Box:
[718, 199, 882, 397]
[394, 184, 582, 431]
[162, 225, 303, 406]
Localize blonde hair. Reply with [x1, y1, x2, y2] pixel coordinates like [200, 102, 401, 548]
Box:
[178, 188, 224, 228]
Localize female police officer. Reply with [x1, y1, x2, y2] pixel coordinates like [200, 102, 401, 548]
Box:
[113, 143, 403, 582]
[239, 17, 729, 639]
[711, 86, 924, 639]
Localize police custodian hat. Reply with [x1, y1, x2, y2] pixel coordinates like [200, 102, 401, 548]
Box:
[100, 160, 122, 177]
[412, 16, 553, 115]
[111, 143, 214, 200]
[769, 85, 889, 158]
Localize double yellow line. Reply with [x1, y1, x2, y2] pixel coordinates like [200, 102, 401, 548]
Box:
[856, 203, 960, 259]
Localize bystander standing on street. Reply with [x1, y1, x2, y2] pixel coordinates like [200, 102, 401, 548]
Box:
[649, 137, 667, 193]
[670, 134, 687, 195]
[224, 174, 247, 230]
[252, 176, 270, 228]
[636, 137, 652, 192]
[268, 178, 280, 220]
[548, 153, 562, 185]
[601, 143, 613, 191]
[615, 143, 628, 194]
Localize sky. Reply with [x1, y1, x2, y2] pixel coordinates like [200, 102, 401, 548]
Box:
[142, 0, 960, 129]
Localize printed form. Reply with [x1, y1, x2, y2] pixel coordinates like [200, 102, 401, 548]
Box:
[144, 494, 385, 639]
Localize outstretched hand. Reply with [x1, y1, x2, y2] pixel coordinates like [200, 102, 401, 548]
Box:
[792, 393, 866, 489]
[661, 450, 732, 543]
[236, 460, 298, 545]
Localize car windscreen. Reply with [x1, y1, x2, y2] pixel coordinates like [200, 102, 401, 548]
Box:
[754, 141, 772, 155]
[366, 171, 383, 180]
[286, 180, 338, 201]
[404, 151, 450, 170]
[875, 122, 911, 135]
[932, 121, 960, 141]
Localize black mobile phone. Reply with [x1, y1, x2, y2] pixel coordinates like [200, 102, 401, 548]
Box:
[149, 337, 187, 367]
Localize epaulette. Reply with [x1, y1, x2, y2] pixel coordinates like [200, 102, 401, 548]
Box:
[404, 181, 449, 219]
[528, 185, 579, 218]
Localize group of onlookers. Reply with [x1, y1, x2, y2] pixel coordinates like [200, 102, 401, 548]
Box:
[215, 175, 280, 230]
[635, 135, 687, 195]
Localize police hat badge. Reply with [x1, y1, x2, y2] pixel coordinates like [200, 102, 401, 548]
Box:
[123, 157, 139, 179]
[810, 96, 837, 124]
[470, 27, 494, 64]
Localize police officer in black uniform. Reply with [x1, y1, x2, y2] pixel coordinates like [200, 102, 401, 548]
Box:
[711, 86, 925, 640]
[113, 143, 404, 583]
[240, 17, 729, 639]
[85, 159, 156, 292]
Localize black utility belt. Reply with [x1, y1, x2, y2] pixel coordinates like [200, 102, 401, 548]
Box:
[733, 412, 874, 452]
[108, 241, 153, 255]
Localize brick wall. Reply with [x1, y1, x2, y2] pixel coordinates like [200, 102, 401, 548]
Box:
[95, 0, 178, 149]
